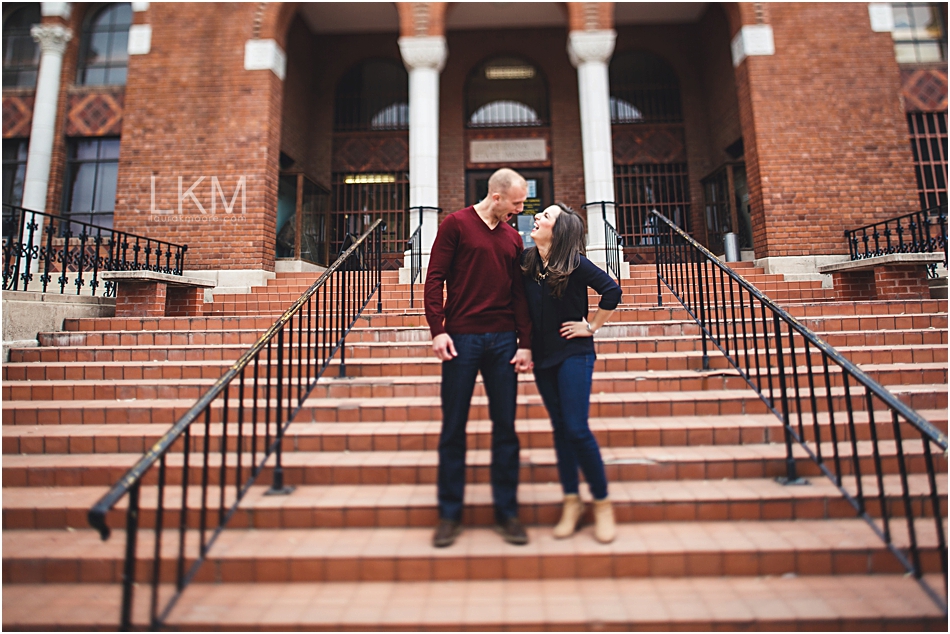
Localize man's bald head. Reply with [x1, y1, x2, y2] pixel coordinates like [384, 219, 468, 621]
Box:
[488, 168, 527, 197]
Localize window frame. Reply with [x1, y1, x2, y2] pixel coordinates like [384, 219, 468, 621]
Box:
[2, 4, 42, 88]
[60, 137, 121, 229]
[2, 137, 29, 208]
[890, 2, 948, 64]
[76, 2, 133, 87]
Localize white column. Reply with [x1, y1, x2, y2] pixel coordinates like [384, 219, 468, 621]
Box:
[568, 29, 617, 268]
[21, 24, 72, 214]
[398, 35, 447, 277]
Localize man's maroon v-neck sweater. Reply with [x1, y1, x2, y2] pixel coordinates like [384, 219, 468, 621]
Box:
[424, 206, 532, 348]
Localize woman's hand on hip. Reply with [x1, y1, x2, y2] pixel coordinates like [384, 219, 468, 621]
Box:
[560, 320, 592, 339]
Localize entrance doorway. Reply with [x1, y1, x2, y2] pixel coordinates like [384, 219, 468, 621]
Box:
[465, 168, 552, 247]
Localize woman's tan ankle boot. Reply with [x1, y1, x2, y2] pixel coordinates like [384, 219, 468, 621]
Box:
[552, 494, 584, 539]
[592, 498, 616, 543]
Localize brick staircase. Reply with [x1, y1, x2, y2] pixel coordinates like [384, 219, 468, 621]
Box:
[3, 263, 947, 630]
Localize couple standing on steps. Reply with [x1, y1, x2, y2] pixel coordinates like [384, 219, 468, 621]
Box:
[424, 167, 622, 548]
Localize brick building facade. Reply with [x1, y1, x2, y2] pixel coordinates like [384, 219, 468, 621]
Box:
[3, 2, 947, 285]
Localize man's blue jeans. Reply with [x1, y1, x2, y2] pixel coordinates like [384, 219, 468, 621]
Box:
[438, 331, 520, 523]
[533, 353, 608, 500]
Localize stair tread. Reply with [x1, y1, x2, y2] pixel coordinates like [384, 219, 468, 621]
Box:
[3, 575, 931, 629]
[4, 475, 945, 515]
[2, 438, 937, 470]
[3, 519, 942, 562]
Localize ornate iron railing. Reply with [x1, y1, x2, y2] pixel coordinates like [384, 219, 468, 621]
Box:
[582, 201, 624, 280]
[845, 203, 948, 278]
[406, 206, 438, 307]
[651, 209, 948, 612]
[87, 219, 385, 630]
[2, 204, 186, 296]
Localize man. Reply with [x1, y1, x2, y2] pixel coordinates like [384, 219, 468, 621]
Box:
[424, 167, 534, 548]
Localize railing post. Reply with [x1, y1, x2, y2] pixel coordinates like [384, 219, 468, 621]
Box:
[654, 216, 662, 307]
[267, 327, 294, 495]
[119, 481, 140, 631]
[377, 224, 383, 314]
[694, 250, 709, 370]
[773, 314, 804, 485]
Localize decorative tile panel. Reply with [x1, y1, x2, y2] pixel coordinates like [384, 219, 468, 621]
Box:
[612, 125, 687, 165]
[2, 95, 34, 138]
[66, 91, 124, 136]
[332, 133, 408, 173]
[901, 69, 948, 112]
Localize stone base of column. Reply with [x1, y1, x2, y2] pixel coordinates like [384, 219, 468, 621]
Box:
[585, 246, 630, 279]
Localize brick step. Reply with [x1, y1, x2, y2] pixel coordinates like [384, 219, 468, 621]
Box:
[4, 363, 945, 402]
[2, 520, 943, 585]
[17, 335, 944, 380]
[4, 411, 946, 455]
[3, 571, 946, 631]
[6, 475, 945, 531]
[4, 439, 944, 488]
[24, 325, 947, 363]
[227, 282, 830, 303]
[4, 383, 945, 426]
[59, 299, 946, 332]
[205, 290, 839, 313]
[5, 575, 945, 631]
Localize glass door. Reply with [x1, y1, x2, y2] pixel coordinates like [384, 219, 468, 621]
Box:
[465, 168, 552, 247]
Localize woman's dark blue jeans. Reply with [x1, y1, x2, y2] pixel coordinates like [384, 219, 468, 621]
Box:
[438, 331, 520, 523]
[533, 353, 608, 500]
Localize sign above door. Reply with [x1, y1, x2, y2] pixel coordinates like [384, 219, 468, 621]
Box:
[469, 138, 547, 164]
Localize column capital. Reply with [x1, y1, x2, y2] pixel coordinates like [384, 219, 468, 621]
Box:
[31, 24, 73, 56]
[398, 35, 447, 72]
[567, 29, 616, 68]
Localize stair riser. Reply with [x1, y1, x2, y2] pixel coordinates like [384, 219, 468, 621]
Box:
[8, 492, 944, 532]
[6, 367, 945, 402]
[6, 390, 945, 425]
[7, 416, 946, 457]
[4, 546, 943, 585]
[60, 300, 946, 331]
[6, 452, 945, 489]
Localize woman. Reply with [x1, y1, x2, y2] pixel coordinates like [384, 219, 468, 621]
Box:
[521, 203, 622, 543]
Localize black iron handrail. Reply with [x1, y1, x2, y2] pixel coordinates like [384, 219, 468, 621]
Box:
[845, 203, 948, 278]
[651, 209, 948, 612]
[2, 204, 186, 296]
[87, 219, 385, 630]
[582, 201, 624, 280]
[406, 206, 438, 307]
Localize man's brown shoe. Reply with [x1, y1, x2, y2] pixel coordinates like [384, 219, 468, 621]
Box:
[432, 518, 462, 548]
[494, 516, 528, 545]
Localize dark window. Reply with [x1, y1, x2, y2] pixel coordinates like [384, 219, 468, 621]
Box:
[892, 3, 947, 63]
[334, 59, 409, 132]
[609, 51, 682, 124]
[907, 111, 948, 210]
[614, 163, 691, 246]
[2, 4, 41, 88]
[330, 172, 408, 262]
[465, 56, 548, 128]
[61, 137, 120, 228]
[77, 3, 132, 86]
[2, 138, 29, 206]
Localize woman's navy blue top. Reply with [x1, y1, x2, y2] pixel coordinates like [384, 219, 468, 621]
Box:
[522, 253, 622, 369]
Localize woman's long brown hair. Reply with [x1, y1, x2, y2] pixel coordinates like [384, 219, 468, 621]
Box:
[521, 203, 586, 299]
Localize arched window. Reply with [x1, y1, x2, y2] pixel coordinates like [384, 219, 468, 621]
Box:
[334, 59, 408, 132]
[77, 3, 132, 86]
[609, 51, 682, 124]
[2, 5, 41, 88]
[465, 56, 547, 128]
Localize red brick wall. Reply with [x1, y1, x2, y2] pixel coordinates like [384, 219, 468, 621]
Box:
[736, 2, 920, 258]
[114, 3, 283, 272]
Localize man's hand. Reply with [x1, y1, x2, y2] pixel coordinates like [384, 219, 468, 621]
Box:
[510, 348, 533, 373]
[432, 333, 457, 361]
